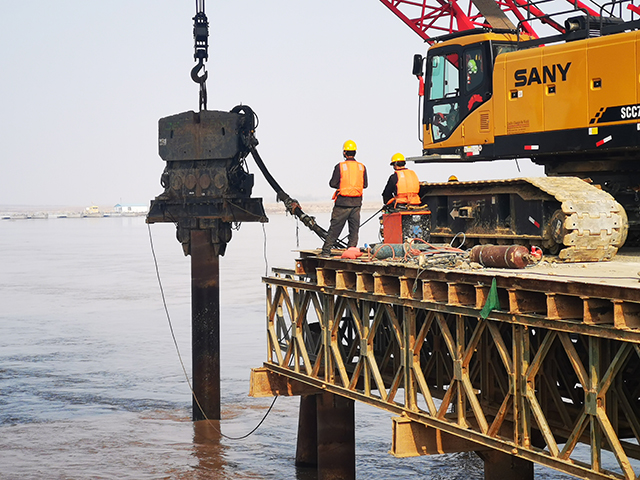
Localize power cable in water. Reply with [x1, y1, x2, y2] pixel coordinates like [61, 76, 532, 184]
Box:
[262, 223, 269, 276]
[147, 223, 277, 440]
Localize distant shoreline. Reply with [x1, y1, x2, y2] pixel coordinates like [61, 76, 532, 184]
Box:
[0, 201, 383, 219]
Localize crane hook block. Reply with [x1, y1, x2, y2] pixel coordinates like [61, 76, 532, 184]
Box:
[191, 60, 208, 84]
[193, 11, 209, 62]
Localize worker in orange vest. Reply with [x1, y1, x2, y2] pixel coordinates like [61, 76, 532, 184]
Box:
[382, 153, 421, 207]
[321, 140, 368, 257]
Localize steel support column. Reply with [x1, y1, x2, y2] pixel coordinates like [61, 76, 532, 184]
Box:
[191, 228, 221, 421]
[296, 394, 318, 468]
[317, 391, 355, 480]
[477, 450, 534, 480]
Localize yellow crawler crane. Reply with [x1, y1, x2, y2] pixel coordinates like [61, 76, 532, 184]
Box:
[409, 15, 639, 261]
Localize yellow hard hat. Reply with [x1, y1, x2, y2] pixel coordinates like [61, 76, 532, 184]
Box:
[448, 175, 459, 182]
[343, 140, 357, 152]
[390, 153, 405, 164]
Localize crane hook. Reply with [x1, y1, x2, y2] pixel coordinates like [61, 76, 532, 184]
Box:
[191, 58, 208, 84]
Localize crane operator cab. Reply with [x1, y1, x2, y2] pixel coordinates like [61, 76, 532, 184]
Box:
[429, 46, 485, 140]
[412, 31, 521, 155]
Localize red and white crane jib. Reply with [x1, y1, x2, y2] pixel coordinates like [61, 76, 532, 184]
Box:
[378, 0, 607, 43]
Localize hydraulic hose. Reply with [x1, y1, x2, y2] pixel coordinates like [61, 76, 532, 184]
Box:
[249, 147, 346, 248]
[231, 104, 346, 249]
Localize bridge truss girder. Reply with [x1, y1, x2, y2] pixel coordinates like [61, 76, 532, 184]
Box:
[255, 274, 640, 480]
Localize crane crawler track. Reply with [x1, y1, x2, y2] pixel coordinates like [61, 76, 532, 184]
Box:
[528, 177, 628, 262]
[420, 177, 628, 262]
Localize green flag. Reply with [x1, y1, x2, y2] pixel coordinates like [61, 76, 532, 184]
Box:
[480, 278, 500, 319]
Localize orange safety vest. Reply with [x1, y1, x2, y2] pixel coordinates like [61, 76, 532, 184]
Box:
[390, 168, 421, 205]
[333, 160, 365, 199]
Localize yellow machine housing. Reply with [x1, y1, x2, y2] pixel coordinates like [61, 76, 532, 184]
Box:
[420, 28, 640, 169]
[408, 20, 640, 254]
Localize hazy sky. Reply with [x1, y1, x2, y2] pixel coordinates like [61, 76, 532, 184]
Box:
[0, 0, 543, 207]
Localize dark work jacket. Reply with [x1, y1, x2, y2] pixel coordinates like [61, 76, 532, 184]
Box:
[382, 167, 421, 204]
[382, 172, 399, 205]
[329, 158, 368, 207]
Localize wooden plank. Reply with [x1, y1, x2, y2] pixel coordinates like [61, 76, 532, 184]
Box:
[297, 252, 640, 302]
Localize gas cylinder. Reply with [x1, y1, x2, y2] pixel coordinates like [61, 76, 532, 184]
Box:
[470, 245, 534, 269]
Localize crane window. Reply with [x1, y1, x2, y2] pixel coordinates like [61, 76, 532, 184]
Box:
[428, 53, 460, 100]
[493, 43, 517, 59]
[464, 47, 484, 93]
[431, 102, 460, 141]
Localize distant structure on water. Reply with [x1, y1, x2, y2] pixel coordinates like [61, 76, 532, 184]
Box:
[83, 205, 102, 217]
[113, 204, 149, 216]
[1, 203, 149, 220]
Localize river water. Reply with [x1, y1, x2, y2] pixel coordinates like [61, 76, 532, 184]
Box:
[0, 211, 577, 479]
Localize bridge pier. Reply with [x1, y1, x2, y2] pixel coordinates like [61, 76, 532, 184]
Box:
[295, 394, 318, 468]
[317, 391, 356, 480]
[477, 450, 534, 480]
[294, 392, 355, 479]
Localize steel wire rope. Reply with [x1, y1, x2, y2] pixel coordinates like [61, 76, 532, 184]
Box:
[337, 205, 386, 245]
[262, 223, 269, 277]
[449, 232, 466, 249]
[147, 223, 277, 440]
[413, 265, 429, 294]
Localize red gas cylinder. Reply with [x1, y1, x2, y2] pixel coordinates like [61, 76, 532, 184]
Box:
[470, 245, 534, 269]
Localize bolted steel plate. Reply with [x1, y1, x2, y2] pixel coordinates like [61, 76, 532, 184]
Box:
[158, 110, 243, 161]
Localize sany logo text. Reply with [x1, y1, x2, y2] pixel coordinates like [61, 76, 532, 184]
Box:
[514, 62, 571, 87]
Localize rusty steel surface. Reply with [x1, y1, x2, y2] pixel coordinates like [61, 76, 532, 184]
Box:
[191, 229, 221, 421]
[254, 254, 640, 479]
[470, 244, 534, 268]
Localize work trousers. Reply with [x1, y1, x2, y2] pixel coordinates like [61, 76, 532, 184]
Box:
[322, 206, 361, 254]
